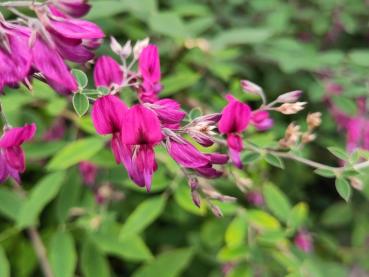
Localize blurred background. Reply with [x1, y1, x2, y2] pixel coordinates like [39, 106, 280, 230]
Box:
[1, 0, 369, 276]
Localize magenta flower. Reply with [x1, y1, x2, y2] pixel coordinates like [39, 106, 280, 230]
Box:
[0, 123, 36, 183]
[79, 161, 98, 186]
[120, 105, 163, 191]
[246, 191, 264, 206]
[49, 0, 91, 18]
[294, 230, 313, 253]
[167, 138, 210, 168]
[94, 56, 123, 88]
[138, 44, 162, 102]
[148, 99, 186, 129]
[42, 118, 66, 141]
[251, 111, 273, 131]
[31, 35, 78, 94]
[218, 94, 251, 168]
[0, 23, 32, 91]
[91, 95, 127, 163]
[195, 153, 228, 178]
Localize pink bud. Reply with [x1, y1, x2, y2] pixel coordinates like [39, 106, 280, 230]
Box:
[276, 90, 302, 103]
[246, 191, 264, 206]
[240, 80, 263, 94]
[294, 230, 313, 253]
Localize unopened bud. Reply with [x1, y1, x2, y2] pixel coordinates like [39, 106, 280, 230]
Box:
[188, 177, 199, 191]
[301, 132, 316, 144]
[191, 190, 201, 207]
[276, 102, 306, 115]
[294, 230, 313, 253]
[279, 123, 301, 148]
[210, 204, 223, 218]
[241, 80, 263, 94]
[350, 176, 364, 191]
[306, 112, 322, 129]
[133, 37, 150, 59]
[110, 37, 132, 59]
[276, 90, 302, 103]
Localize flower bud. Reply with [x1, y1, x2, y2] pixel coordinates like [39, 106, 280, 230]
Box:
[133, 37, 150, 59]
[276, 102, 306, 115]
[276, 90, 302, 103]
[191, 190, 201, 207]
[246, 191, 264, 206]
[294, 230, 313, 253]
[350, 176, 364, 191]
[210, 204, 223, 217]
[188, 176, 199, 191]
[301, 132, 316, 144]
[240, 80, 263, 94]
[306, 112, 322, 129]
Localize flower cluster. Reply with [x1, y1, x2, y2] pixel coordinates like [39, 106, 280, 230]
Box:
[0, 0, 103, 94]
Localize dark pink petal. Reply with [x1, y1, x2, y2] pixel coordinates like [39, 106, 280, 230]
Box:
[91, 95, 127, 135]
[121, 105, 162, 145]
[0, 124, 36, 148]
[52, 34, 94, 63]
[167, 139, 209, 168]
[206, 153, 229, 164]
[229, 148, 242, 169]
[0, 152, 9, 183]
[50, 0, 91, 17]
[150, 99, 186, 126]
[226, 133, 243, 152]
[111, 133, 123, 163]
[94, 56, 123, 88]
[218, 95, 251, 134]
[31, 37, 78, 94]
[294, 230, 313, 253]
[47, 17, 104, 40]
[0, 27, 32, 91]
[251, 111, 274, 131]
[195, 166, 223, 179]
[4, 146, 25, 172]
[139, 44, 161, 84]
[121, 144, 156, 191]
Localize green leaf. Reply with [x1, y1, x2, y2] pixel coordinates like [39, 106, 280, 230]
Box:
[327, 147, 349, 160]
[217, 245, 248, 262]
[23, 141, 66, 160]
[211, 28, 272, 50]
[17, 172, 65, 228]
[47, 138, 104, 171]
[246, 210, 280, 231]
[133, 248, 193, 277]
[349, 50, 369, 67]
[56, 169, 82, 223]
[92, 234, 153, 262]
[241, 152, 260, 164]
[81, 240, 110, 277]
[264, 153, 285, 169]
[321, 202, 352, 227]
[225, 214, 248, 248]
[120, 196, 166, 239]
[49, 231, 76, 277]
[148, 12, 189, 38]
[72, 69, 88, 89]
[287, 202, 308, 231]
[0, 246, 10, 277]
[314, 168, 336, 178]
[73, 93, 89, 117]
[0, 188, 23, 221]
[161, 71, 200, 96]
[335, 178, 352, 202]
[263, 185, 291, 222]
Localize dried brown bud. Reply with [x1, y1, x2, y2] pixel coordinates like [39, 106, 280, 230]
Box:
[306, 112, 322, 130]
[301, 132, 316, 144]
[279, 123, 301, 148]
[276, 102, 306, 115]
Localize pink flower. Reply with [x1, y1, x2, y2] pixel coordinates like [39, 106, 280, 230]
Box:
[31, 35, 78, 94]
[251, 111, 273, 131]
[94, 56, 123, 88]
[195, 153, 228, 178]
[294, 230, 313, 253]
[49, 0, 91, 18]
[0, 124, 36, 183]
[79, 161, 98, 186]
[138, 44, 162, 103]
[0, 23, 32, 91]
[120, 105, 163, 191]
[218, 94, 251, 168]
[246, 191, 264, 206]
[42, 118, 65, 141]
[167, 138, 210, 168]
[148, 99, 186, 129]
[91, 95, 127, 163]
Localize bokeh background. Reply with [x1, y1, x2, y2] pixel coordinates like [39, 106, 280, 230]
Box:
[1, 0, 369, 276]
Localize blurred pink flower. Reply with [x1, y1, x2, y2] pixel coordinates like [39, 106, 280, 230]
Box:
[79, 161, 98, 186]
[0, 123, 36, 183]
[294, 230, 313, 253]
